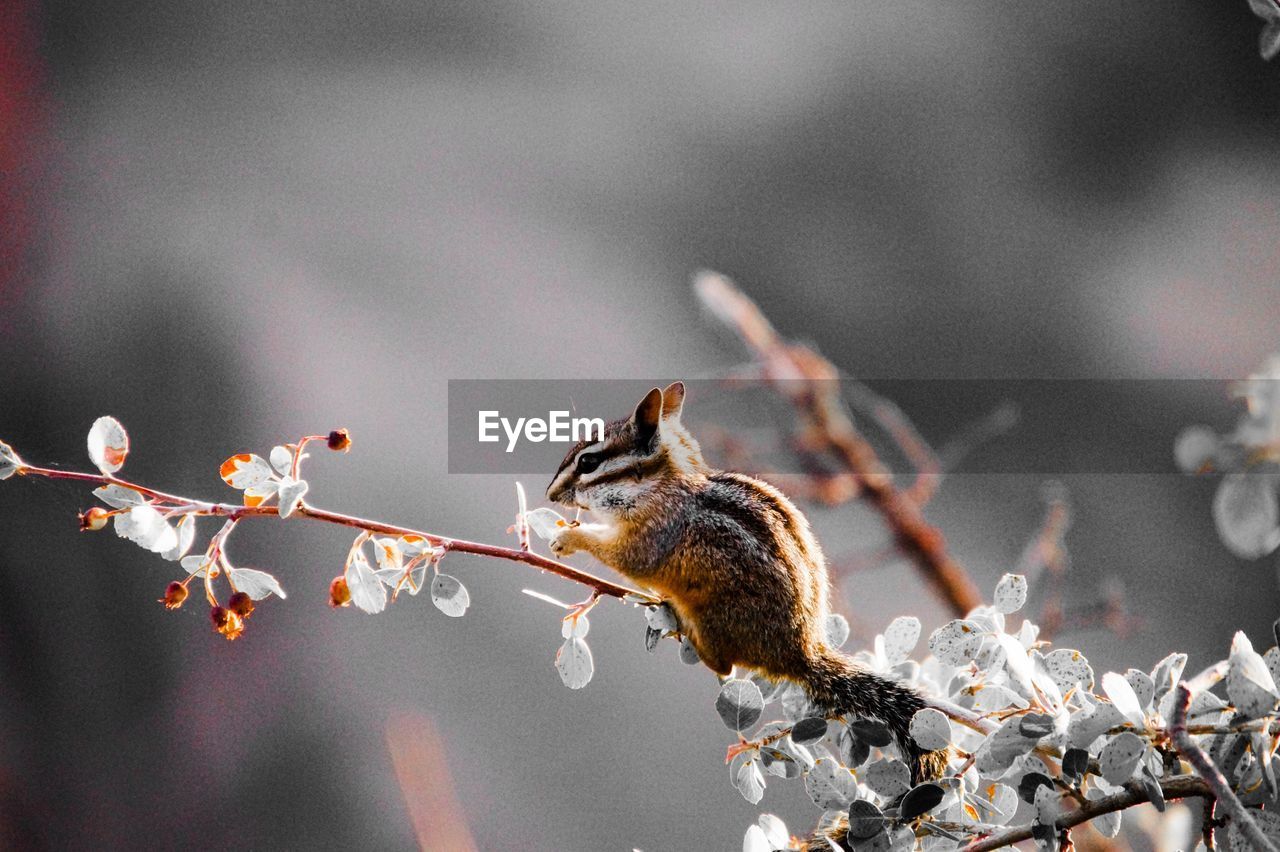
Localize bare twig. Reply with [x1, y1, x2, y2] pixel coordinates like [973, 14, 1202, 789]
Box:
[1169, 682, 1278, 852]
[694, 270, 982, 616]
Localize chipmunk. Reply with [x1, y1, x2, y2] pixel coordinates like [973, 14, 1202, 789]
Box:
[545, 382, 946, 787]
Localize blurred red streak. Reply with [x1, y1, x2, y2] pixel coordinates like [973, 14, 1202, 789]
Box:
[0, 0, 49, 323]
[386, 713, 479, 852]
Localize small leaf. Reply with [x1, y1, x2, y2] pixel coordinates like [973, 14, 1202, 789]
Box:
[1067, 701, 1128, 750]
[993, 573, 1028, 614]
[644, 626, 661, 653]
[824, 613, 850, 649]
[883, 616, 921, 665]
[162, 514, 196, 561]
[113, 504, 178, 554]
[1099, 731, 1146, 785]
[1174, 425, 1220, 473]
[93, 484, 145, 508]
[847, 800, 885, 840]
[1018, 772, 1053, 804]
[756, 814, 789, 850]
[219, 453, 276, 490]
[1227, 630, 1280, 718]
[899, 782, 945, 820]
[1086, 786, 1122, 837]
[277, 476, 308, 518]
[863, 758, 911, 799]
[181, 554, 211, 577]
[804, 758, 856, 809]
[1018, 712, 1055, 741]
[679, 636, 701, 665]
[791, 716, 829, 746]
[734, 759, 765, 804]
[847, 718, 893, 748]
[1043, 648, 1093, 693]
[1061, 747, 1089, 783]
[555, 636, 594, 689]
[430, 573, 471, 618]
[928, 620, 983, 667]
[269, 445, 293, 476]
[645, 603, 678, 633]
[909, 708, 951, 752]
[561, 613, 589, 639]
[1212, 472, 1280, 559]
[229, 566, 287, 600]
[716, 679, 765, 732]
[1139, 763, 1165, 813]
[346, 550, 386, 614]
[87, 415, 129, 475]
[523, 507, 568, 541]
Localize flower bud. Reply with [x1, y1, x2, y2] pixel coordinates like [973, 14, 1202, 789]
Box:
[329, 576, 352, 608]
[161, 581, 189, 609]
[79, 507, 111, 531]
[211, 605, 245, 640]
[228, 591, 255, 619]
[327, 429, 352, 452]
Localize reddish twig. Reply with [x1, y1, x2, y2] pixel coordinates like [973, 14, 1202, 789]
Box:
[694, 271, 982, 616]
[1169, 682, 1278, 852]
[15, 463, 652, 604]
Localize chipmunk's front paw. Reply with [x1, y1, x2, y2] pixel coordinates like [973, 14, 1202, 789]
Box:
[548, 527, 578, 557]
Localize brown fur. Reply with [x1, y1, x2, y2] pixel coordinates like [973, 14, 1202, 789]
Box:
[546, 383, 945, 785]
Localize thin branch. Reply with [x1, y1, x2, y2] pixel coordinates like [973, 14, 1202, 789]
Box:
[962, 775, 1213, 852]
[1169, 682, 1278, 852]
[694, 270, 983, 616]
[15, 462, 653, 604]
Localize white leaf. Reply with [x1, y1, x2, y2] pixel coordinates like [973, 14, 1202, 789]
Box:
[93, 484, 146, 508]
[269, 445, 293, 476]
[87, 415, 129, 475]
[1086, 786, 1122, 837]
[182, 555, 211, 577]
[229, 566, 287, 600]
[219, 454, 276, 490]
[1101, 672, 1147, 726]
[971, 683, 1028, 713]
[408, 562, 428, 595]
[997, 632, 1034, 695]
[113, 504, 177, 554]
[1213, 473, 1280, 559]
[430, 573, 470, 617]
[716, 679, 765, 731]
[162, 514, 196, 561]
[346, 551, 386, 614]
[374, 567, 406, 588]
[993, 573, 1028, 614]
[555, 636, 594, 689]
[734, 760, 765, 804]
[276, 476, 308, 518]
[756, 814, 789, 849]
[645, 603, 679, 633]
[804, 758, 856, 809]
[1043, 648, 1093, 693]
[1067, 702, 1128, 750]
[742, 825, 770, 852]
[561, 613, 590, 639]
[398, 535, 431, 557]
[863, 758, 911, 800]
[373, 538, 403, 572]
[824, 613, 850, 649]
[883, 616, 921, 665]
[1227, 630, 1280, 718]
[928, 620, 983, 667]
[909, 707, 952, 752]
[524, 507, 569, 541]
[1099, 731, 1146, 785]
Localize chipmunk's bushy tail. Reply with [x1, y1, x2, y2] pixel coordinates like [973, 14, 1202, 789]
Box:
[802, 648, 947, 784]
[797, 650, 948, 852]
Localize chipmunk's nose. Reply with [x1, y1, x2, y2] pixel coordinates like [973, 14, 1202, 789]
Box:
[546, 475, 573, 506]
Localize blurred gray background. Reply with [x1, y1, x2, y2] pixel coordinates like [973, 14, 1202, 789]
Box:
[2, 1, 1279, 849]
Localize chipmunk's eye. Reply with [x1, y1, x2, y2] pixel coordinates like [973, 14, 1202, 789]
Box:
[576, 453, 602, 474]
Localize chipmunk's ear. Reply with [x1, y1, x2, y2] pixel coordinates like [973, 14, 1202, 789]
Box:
[632, 387, 663, 448]
[660, 381, 685, 421]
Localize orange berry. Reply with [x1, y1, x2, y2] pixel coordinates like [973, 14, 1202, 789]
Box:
[79, 507, 111, 531]
[329, 576, 352, 608]
[227, 591, 255, 619]
[161, 581, 189, 609]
